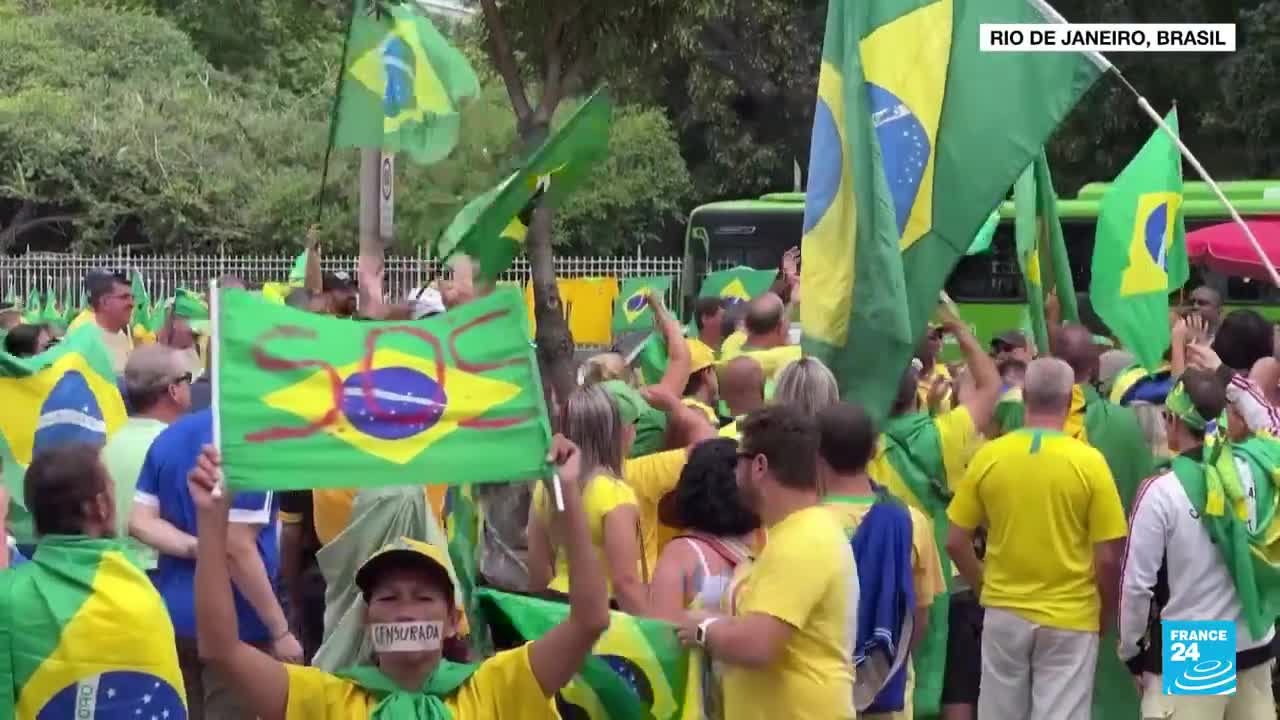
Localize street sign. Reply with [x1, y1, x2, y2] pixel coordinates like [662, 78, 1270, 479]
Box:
[379, 152, 394, 243]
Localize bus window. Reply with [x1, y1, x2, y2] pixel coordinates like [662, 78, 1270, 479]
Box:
[945, 225, 1024, 301]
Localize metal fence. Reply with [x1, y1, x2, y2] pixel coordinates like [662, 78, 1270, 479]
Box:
[0, 251, 689, 304]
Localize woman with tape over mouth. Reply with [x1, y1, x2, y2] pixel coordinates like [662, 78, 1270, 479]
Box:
[189, 436, 610, 719]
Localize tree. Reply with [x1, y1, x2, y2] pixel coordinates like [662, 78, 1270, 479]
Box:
[475, 0, 683, 404]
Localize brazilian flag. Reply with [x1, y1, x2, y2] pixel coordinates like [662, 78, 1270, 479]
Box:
[333, 0, 480, 164]
[1090, 109, 1188, 372]
[0, 327, 127, 542]
[1015, 151, 1079, 354]
[479, 589, 703, 720]
[435, 90, 613, 282]
[0, 537, 186, 717]
[216, 286, 552, 492]
[798, 0, 1102, 425]
[698, 267, 776, 308]
[613, 276, 673, 334]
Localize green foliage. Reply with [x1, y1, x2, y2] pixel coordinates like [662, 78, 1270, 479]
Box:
[554, 103, 692, 254]
[0, 2, 689, 258]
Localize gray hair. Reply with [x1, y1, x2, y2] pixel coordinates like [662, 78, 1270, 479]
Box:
[123, 344, 185, 412]
[1023, 357, 1075, 414]
[562, 384, 625, 478]
[773, 357, 840, 416]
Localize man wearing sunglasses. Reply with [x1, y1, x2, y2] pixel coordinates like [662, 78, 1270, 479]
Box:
[71, 270, 135, 375]
[104, 345, 193, 572]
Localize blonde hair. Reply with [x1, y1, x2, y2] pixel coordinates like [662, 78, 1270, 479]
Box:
[582, 353, 631, 386]
[773, 357, 840, 416]
[562, 384, 625, 478]
[1131, 402, 1170, 459]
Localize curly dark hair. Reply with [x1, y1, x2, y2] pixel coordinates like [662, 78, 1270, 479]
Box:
[660, 438, 760, 536]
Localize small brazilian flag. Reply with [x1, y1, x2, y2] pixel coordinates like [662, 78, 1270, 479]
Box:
[1090, 108, 1188, 372]
[479, 589, 703, 720]
[0, 327, 127, 542]
[613, 276, 673, 334]
[333, 0, 480, 164]
[0, 537, 186, 718]
[699, 267, 776, 308]
[435, 89, 613, 282]
[216, 286, 552, 492]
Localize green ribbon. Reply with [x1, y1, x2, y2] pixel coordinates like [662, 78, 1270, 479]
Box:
[1165, 382, 1208, 432]
[336, 660, 479, 720]
[1167, 380, 1245, 519]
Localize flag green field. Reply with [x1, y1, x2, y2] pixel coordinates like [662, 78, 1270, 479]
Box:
[1015, 151, 1079, 352]
[964, 210, 999, 255]
[0, 537, 186, 717]
[798, 0, 1102, 428]
[699, 267, 776, 306]
[613, 276, 673, 333]
[0, 327, 127, 542]
[216, 286, 552, 491]
[479, 589, 702, 720]
[1090, 109, 1188, 371]
[435, 90, 613, 282]
[333, 0, 480, 164]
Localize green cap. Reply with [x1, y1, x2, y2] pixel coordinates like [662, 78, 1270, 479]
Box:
[600, 380, 650, 425]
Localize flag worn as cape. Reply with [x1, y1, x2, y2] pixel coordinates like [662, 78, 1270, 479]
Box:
[798, 0, 1102, 423]
[0, 536, 186, 718]
[479, 589, 703, 720]
[0, 328, 127, 542]
[216, 286, 552, 492]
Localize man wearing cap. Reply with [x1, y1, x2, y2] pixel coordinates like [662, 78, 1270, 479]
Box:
[990, 330, 1033, 365]
[682, 340, 721, 427]
[190, 436, 612, 719]
[322, 271, 359, 318]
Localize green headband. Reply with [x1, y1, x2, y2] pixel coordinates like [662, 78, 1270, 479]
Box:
[1165, 382, 1208, 431]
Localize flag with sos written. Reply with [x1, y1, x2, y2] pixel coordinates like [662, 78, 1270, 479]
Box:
[216, 287, 552, 491]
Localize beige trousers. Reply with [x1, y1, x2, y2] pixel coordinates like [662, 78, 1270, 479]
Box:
[977, 607, 1099, 720]
[1141, 662, 1277, 720]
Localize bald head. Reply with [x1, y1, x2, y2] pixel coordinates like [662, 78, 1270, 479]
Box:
[1054, 323, 1097, 384]
[745, 293, 785, 336]
[720, 356, 766, 416]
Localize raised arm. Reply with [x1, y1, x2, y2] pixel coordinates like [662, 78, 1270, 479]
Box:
[650, 292, 692, 399]
[190, 447, 289, 720]
[528, 436, 611, 697]
[939, 305, 1000, 431]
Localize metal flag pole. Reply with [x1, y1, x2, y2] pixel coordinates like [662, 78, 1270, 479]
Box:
[1028, 0, 1280, 288]
[209, 278, 225, 499]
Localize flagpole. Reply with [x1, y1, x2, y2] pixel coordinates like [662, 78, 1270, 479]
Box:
[209, 278, 224, 499]
[1028, 0, 1280, 289]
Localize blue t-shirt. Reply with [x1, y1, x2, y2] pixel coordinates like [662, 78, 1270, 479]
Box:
[135, 409, 279, 642]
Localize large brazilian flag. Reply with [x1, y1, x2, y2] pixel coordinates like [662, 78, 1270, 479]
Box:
[0, 537, 186, 718]
[798, 0, 1102, 424]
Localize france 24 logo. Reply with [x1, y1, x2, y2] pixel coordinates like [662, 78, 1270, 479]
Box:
[1162, 620, 1236, 695]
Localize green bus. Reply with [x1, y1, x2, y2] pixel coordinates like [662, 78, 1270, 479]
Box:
[682, 182, 1280, 346]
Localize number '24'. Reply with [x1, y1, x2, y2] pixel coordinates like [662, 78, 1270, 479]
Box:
[1170, 642, 1201, 662]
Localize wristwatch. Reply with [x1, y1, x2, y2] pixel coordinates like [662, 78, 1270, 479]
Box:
[695, 617, 720, 648]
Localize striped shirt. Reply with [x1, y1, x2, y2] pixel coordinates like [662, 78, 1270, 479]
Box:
[1226, 371, 1280, 437]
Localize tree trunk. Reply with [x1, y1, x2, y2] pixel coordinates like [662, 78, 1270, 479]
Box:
[526, 206, 577, 412]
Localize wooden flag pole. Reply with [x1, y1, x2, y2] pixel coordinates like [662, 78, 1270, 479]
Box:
[1028, 0, 1280, 289]
[209, 278, 225, 498]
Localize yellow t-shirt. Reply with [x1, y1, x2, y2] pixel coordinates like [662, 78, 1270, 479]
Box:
[722, 506, 857, 720]
[313, 486, 448, 546]
[681, 397, 718, 426]
[282, 643, 557, 719]
[824, 497, 945, 608]
[623, 449, 688, 577]
[867, 406, 980, 511]
[532, 473, 638, 593]
[916, 363, 953, 414]
[718, 419, 740, 439]
[946, 428, 1128, 632]
[720, 330, 748, 359]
